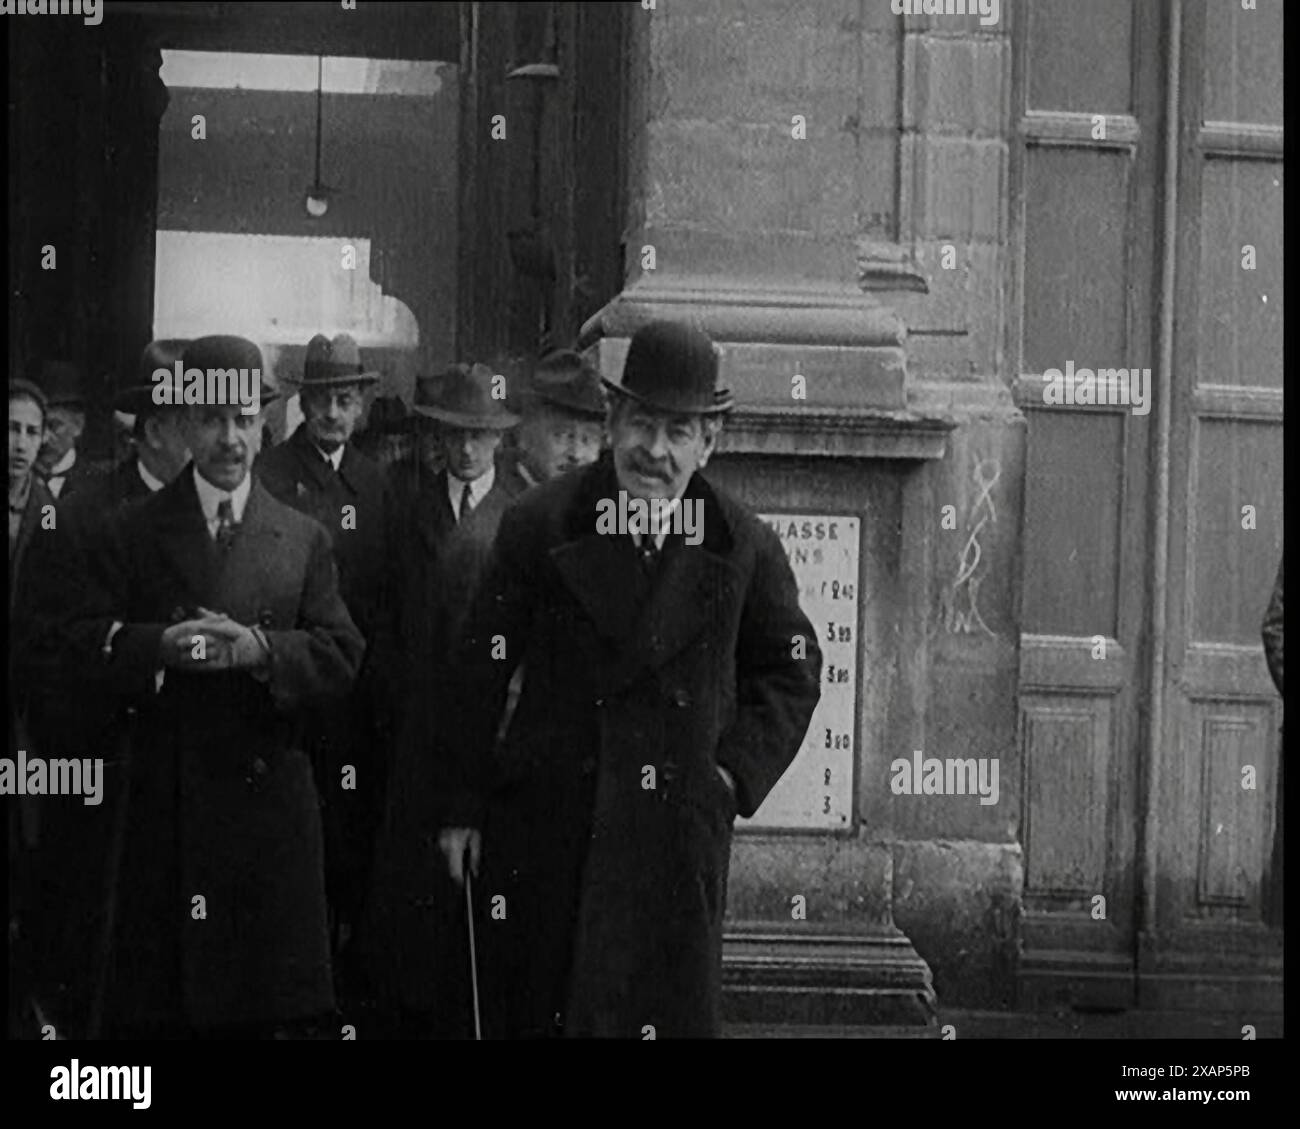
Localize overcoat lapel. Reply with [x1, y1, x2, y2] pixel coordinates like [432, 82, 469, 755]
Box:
[415, 471, 456, 555]
[213, 480, 287, 614]
[549, 455, 740, 692]
[153, 469, 218, 599]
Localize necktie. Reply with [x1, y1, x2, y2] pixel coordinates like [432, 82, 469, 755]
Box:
[637, 535, 660, 575]
[459, 479, 474, 523]
[215, 497, 236, 550]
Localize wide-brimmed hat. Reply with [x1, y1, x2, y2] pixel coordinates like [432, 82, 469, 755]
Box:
[32, 360, 86, 410]
[411, 363, 520, 430]
[298, 333, 380, 388]
[112, 339, 190, 415]
[525, 349, 607, 420]
[177, 335, 280, 408]
[602, 320, 733, 416]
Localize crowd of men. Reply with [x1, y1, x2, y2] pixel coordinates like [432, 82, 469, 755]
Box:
[8, 320, 823, 1040]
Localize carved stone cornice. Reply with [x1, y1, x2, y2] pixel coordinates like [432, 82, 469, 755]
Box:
[581, 274, 955, 460]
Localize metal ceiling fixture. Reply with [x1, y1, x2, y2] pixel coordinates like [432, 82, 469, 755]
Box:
[305, 55, 332, 218]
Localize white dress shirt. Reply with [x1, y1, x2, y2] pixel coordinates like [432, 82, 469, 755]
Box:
[193, 465, 252, 539]
[137, 459, 165, 493]
[45, 448, 77, 498]
[447, 463, 495, 521]
[630, 491, 685, 553]
[311, 441, 344, 472]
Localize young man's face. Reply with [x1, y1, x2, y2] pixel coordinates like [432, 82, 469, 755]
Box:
[301, 383, 365, 453]
[182, 403, 262, 491]
[36, 405, 85, 471]
[9, 395, 45, 483]
[441, 425, 503, 483]
[608, 396, 717, 503]
[519, 405, 603, 482]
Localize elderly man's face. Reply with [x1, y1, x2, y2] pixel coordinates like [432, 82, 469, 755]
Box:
[302, 383, 365, 453]
[9, 395, 45, 483]
[36, 405, 85, 471]
[519, 405, 603, 482]
[442, 425, 503, 484]
[141, 410, 192, 484]
[183, 403, 262, 492]
[608, 396, 717, 504]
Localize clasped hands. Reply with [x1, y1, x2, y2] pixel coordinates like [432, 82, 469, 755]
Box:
[159, 608, 269, 673]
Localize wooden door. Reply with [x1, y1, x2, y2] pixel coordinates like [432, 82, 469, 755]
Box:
[1147, 0, 1283, 1012]
[1010, 0, 1166, 1010]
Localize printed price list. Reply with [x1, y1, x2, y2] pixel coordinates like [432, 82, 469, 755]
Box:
[742, 514, 859, 831]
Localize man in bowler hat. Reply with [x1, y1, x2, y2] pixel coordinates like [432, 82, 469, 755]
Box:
[61, 341, 192, 526]
[48, 334, 364, 1038]
[433, 320, 822, 1037]
[256, 333, 394, 977]
[361, 361, 523, 1036]
[499, 348, 607, 492]
[33, 360, 103, 501]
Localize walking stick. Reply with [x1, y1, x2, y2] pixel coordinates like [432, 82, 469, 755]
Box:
[464, 848, 482, 1041]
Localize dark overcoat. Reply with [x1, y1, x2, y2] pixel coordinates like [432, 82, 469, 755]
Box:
[257, 425, 395, 925]
[257, 425, 391, 642]
[431, 452, 822, 1038]
[360, 468, 522, 1019]
[55, 469, 365, 1032]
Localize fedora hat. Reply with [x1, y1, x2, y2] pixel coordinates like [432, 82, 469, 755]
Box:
[299, 333, 380, 388]
[525, 349, 607, 420]
[180, 335, 280, 407]
[411, 363, 520, 430]
[602, 320, 733, 416]
[112, 339, 190, 415]
[32, 360, 86, 410]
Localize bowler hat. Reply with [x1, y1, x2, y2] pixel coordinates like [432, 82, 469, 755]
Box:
[602, 320, 733, 416]
[112, 339, 190, 415]
[411, 363, 520, 430]
[299, 333, 380, 388]
[32, 360, 86, 410]
[526, 349, 607, 420]
[180, 335, 280, 407]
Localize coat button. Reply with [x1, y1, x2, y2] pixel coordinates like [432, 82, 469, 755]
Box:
[671, 688, 691, 708]
[594, 697, 605, 708]
[251, 756, 269, 778]
[579, 757, 597, 777]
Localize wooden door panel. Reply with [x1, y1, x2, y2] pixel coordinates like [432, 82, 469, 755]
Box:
[1151, 0, 1283, 1006]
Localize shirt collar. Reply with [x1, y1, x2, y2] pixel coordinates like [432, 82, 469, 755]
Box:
[310, 439, 345, 473]
[629, 487, 688, 552]
[192, 464, 252, 524]
[137, 459, 166, 493]
[448, 462, 495, 516]
[47, 448, 76, 478]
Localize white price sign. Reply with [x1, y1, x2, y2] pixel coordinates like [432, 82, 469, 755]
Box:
[741, 513, 859, 831]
